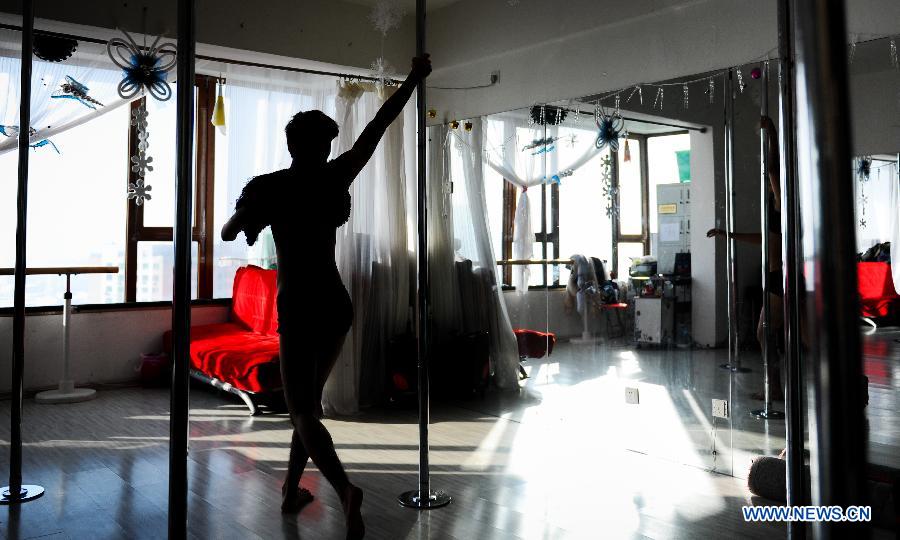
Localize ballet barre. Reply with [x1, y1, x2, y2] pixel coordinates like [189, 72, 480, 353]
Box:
[495, 259, 575, 266]
[0, 266, 119, 404]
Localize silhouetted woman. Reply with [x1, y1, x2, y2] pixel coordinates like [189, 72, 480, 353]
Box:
[222, 55, 431, 539]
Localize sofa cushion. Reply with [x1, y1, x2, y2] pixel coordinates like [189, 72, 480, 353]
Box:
[231, 265, 278, 334]
[858, 262, 899, 318]
[186, 323, 281, 393]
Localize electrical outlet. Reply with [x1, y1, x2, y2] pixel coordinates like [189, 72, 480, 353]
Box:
[712, 399, 729, 419]
[625, 387, 640, 405]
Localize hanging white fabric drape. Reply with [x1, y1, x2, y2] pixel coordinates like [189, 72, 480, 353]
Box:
[323, 83, 415, 415]
[428, 125, 463, 336]
[450, 118, 520, 389]
[0, 32, 134, 156]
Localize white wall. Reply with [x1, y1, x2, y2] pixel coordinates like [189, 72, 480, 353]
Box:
[0, 305, 228, 393]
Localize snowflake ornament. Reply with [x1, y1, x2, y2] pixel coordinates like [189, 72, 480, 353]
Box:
[131, 154, 154, 175]
[370, 56, 393, 95]
[127, 178, 152, 206]
[369, 0, 405, 37]
[131, 106, 148, 130]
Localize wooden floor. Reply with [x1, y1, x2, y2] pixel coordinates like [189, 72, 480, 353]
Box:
[1, 330, 896, 539]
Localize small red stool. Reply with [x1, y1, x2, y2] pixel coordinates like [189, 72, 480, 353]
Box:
[513, 329, 557, 380]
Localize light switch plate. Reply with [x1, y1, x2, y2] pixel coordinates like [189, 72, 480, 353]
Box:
[625, 387, 640, 405]
[712, 399, 729, 419]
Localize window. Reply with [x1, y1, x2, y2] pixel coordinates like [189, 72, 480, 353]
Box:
[124, 77, 215, 302]
[647, 133, 691, 234]
[0, 106, 130, 307]
[485, 117, 614, 288]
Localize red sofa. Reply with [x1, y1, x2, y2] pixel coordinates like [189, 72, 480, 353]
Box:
[858, 262, 899, 318]
[165, 265, 282, 414]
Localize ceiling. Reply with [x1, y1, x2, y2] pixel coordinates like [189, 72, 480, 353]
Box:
[343, 0, 464, 12]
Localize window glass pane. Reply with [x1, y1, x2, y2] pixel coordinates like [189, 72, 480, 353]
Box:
[136, 241, 198, 302]
[647, 134, 690, 234]
[617, 241, 646, 280]
[141, 85, 198, 228]
[0, 107, 129, 307]
[618, 138, 643, 235]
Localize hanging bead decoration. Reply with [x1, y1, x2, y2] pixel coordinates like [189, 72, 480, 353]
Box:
[626, 86, 643, 105]
[614, 93, 621, 116]
[128, 104, 153, 206]
[848, 34, 858, 64]
[682, 84, 689, 109]
[890, 37, 899, 69]
[707, 78, 716, 104]
[857, 156, 872, 228]
[653, 87, 664, 110]
[736, 67, 746, 93]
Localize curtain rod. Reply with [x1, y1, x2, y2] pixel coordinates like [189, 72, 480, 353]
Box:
[567, 109, 706, 133]
[0, 22, 399, 84]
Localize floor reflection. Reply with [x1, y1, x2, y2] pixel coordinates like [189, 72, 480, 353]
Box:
[13, 333, 888, 537]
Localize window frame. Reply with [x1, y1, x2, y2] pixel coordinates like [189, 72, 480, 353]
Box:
[125, 75, 217, 301]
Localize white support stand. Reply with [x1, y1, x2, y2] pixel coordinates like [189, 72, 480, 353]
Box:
[35, 273, 96, 404]
[570, 301, 602, 344]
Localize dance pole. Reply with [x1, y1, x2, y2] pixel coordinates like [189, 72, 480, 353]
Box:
[776, 1, 807, 537]
[720, 70, 750, 373]
[168, 0, 195, 535]
[792, 0, 867, 536]
[753, 63, 784, 420]
[399, 0, 451, 510]
[1, 0, 44, 506]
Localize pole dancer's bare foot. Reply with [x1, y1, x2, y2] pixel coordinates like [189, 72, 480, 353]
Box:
[342, 484, 364, 539]
[281, 485, 314, 514]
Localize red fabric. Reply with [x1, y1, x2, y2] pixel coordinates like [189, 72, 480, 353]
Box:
[513, 329, 556, 359]
[230, 265, 278, 335]
[187, 323, 281, 393]
[858, 262, 899, 318]
[163, 266, 283, 393]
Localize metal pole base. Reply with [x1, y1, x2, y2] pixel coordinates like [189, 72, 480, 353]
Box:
[1, 485, 45, 504]
[35, 384, 96, 404]
[720, 363, 752, 373]
[398, 490, 451, 509]
[752, 408, 785, 420]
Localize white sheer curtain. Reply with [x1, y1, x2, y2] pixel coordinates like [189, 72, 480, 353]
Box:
[428, 125, 463, 336]
[212, 71, 335, 295]
[450, 118, 520, 389]
[323, 84, 415, 415]
[0, 30, 135, 156]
